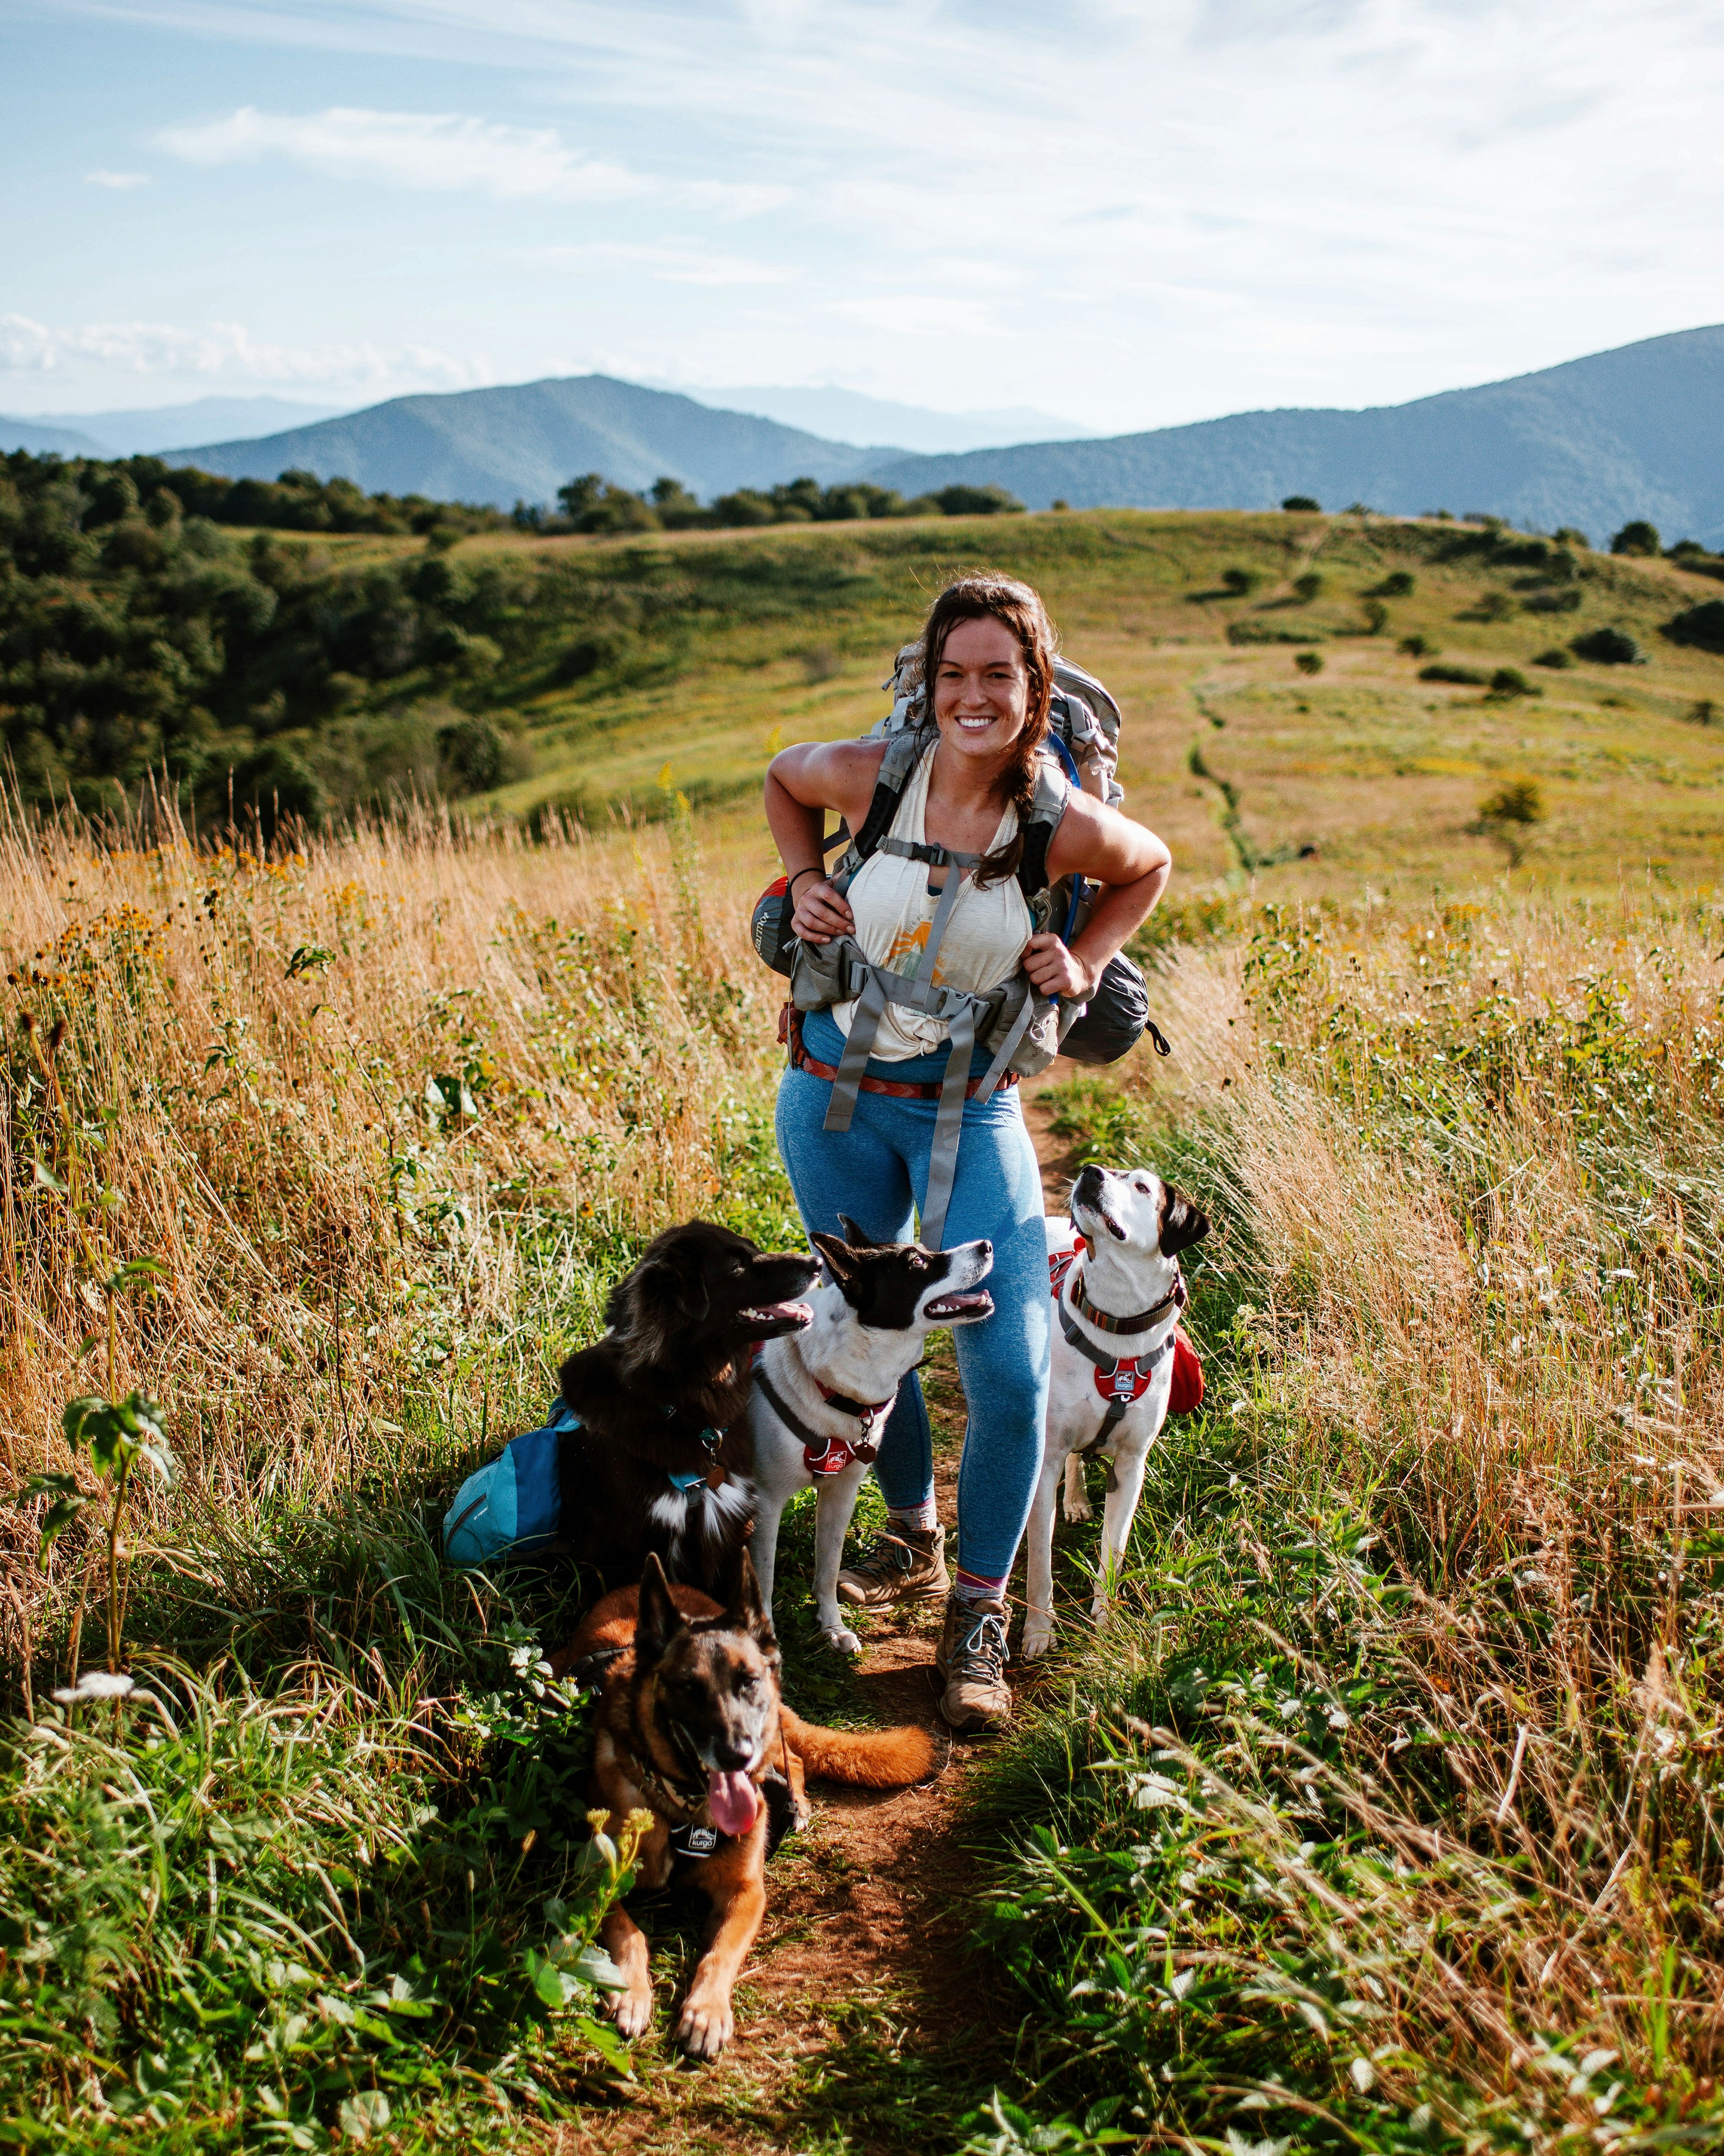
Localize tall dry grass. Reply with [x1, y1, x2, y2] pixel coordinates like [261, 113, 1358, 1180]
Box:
[1106, 895, 1724, 2112]
[0, 799, 785, 1678]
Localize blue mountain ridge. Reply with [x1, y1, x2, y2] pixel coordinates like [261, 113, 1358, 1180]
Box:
[866, 325, 1724, 548]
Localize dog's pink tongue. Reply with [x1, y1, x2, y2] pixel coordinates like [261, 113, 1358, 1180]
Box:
[708, 1771, 759, 1838]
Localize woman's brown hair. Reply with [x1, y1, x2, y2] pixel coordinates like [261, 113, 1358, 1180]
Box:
[913, 574, 1059, 886]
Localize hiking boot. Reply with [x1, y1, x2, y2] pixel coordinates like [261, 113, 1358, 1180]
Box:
[836, 1523, 950, 1610]
[935, 1593, 1012, 1734]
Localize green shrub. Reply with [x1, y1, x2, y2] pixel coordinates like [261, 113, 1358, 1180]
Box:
[1368, 570, 1415, 597]
[1419, 663, 1488, 686]
[1533, 646, 1574, 668]
[1292, 570, 1324, 600]
[1487, 667, 1539, 698]
[1293, 649, 1323, 675]
[1221, 566, 1261, 597]
[1397, 633, 1434, 657]
[1280, 495, 1320, 512]
[1686, 698, 1718, 727]
[934, 484, 1024, 516]
[1571, 626, 1642, 664]
[1552, 525, 1589, 549]
[1610, 519, 1661, 556]
[1662, 598, 1724, 653]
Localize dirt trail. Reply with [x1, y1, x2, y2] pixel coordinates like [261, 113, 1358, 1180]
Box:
[572, 1084, 1077, 2151]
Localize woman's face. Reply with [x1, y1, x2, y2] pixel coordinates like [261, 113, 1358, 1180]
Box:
[931, 616, 1030, 765]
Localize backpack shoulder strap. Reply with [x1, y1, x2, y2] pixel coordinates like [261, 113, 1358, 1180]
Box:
[851, 727, 931, 864]
[1016, 751, 1072, 902]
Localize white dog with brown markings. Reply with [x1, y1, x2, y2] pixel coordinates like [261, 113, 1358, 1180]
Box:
[1022, 1162, 1209, 1660]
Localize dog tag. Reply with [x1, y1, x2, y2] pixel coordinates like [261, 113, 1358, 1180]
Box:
[671, 1822, 720, 1860]
[706, 1461, 727, 1491]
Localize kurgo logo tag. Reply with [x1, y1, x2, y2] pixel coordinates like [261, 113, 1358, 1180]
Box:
[1095, 1359, 1156, 1405]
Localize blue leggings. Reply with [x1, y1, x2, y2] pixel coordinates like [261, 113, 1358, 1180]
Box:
[774, 1009, 1050, 1581]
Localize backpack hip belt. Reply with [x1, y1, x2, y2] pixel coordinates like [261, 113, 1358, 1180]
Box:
[785, 1007, 1020, 1103]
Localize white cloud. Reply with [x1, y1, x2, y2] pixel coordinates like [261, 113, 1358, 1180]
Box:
[154, 105, 643, 203]
[516, 242, 792, 287]
[85, 169, 151, 189]
[0, 312, 490, 392]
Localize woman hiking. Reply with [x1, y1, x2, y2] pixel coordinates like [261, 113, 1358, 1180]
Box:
[764, 574, 1171, 1732]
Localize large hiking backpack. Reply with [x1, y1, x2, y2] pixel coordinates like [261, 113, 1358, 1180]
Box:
[751, 648, 1157, 1247]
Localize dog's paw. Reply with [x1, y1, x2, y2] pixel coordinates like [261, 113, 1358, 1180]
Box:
[822, 1623, 863, 1658]
[612, 1983, 654, 2041]
[1062, 1488, 1094, 1524]
[675, 1987, 734, 2061]
[1021, 1618, 1054, 1660]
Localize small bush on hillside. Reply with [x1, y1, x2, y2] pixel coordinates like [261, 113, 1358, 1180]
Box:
[557, 629, 632, 682]
[1293, 649, 1323, 675]
[1475, 773, 1545, 864]
[1292, 570, 1324, 600]
[1553, 524, 1590, 549]
[1662, 598, 1724, 653]
[1488, 667, 1540, 698]
[1281, 494, 1320, 511]
[1572, 626, 1643, 664]
[1524, 586, 1583, 612]
[1687, 698, 1718, 727]
[1361, 598, 1390, 634]
[934, 483, 1024, 516]
[1468, 590, 1516, 622]
[1398, 633, 1435, 657]
[437, 713, 509, 792]
[1369, 570, 1416, 597]
[1050, 497, 1071, 511]
[1533, 646, 1574, 668]
[1221, 566, 1261, 597]
[1420, 663, 1489, 686]
[1610, 519, 1661, 556]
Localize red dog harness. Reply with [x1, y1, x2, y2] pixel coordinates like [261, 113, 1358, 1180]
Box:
[751, 1344, 894, 1477]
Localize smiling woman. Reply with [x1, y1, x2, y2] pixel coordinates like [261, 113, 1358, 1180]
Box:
[763, 574, 1171, 1734]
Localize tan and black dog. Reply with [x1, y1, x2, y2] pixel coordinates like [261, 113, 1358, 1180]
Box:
[557, 1549, 936, 2059]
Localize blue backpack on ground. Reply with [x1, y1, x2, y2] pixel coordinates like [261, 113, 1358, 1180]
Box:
[443, 1398, 578, 1567]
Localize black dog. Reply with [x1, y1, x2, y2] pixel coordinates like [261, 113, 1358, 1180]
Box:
[557, 1221, 818, 1592]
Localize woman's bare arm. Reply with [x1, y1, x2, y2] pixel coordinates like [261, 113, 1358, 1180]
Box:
[1026, 792, 1172, 999]
[764, 740, 887, 944]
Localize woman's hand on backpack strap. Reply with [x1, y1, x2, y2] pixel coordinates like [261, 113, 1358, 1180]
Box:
[1022, 933, 1099, 1000]
[792, 878, 854, 944]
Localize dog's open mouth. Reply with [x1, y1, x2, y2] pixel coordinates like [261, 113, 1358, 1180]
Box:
[737, 1300, 814, 1334]
[924, 1289, 994, 1322]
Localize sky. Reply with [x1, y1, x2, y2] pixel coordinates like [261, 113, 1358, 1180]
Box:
[4, 0, 1724, 435]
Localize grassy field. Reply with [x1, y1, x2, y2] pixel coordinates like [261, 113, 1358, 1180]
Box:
[443, 508, 1724, 898]
[0, 507, 1722, 2152]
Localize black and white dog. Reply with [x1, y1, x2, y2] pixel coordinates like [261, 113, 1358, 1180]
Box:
[1022, 1163, 1209, 1661]
[747, 1218, 995, 1655]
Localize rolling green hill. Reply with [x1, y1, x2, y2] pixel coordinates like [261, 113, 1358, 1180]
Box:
[6, 444, 1722, 895]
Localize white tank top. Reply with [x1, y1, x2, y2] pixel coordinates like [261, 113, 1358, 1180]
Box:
[832, 744, 1034, 1061]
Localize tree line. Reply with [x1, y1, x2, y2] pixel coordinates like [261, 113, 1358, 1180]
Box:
[516, 472, 1024, 534]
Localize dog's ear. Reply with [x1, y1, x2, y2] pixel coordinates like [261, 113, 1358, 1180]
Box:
[1159, 1183, 1210, 1256]
[635, 1553, 686, 1669]
[729, 1546, 776, 1649]
[620, 1242, 711, 1365]
[837, 1214, 876, 1250]
[810, 1231, 856, 1285]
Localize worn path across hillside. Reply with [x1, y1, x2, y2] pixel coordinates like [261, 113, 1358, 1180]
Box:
[565, 1085, 1082, 2153]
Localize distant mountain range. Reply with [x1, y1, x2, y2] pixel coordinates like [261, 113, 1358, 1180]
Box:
[870, 326, 1724, 547]
[157, 377, 888, 506]
[0, 397, 341, 459]
[673, 384, 1091, 454]
[5, 328, 1720, 543]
